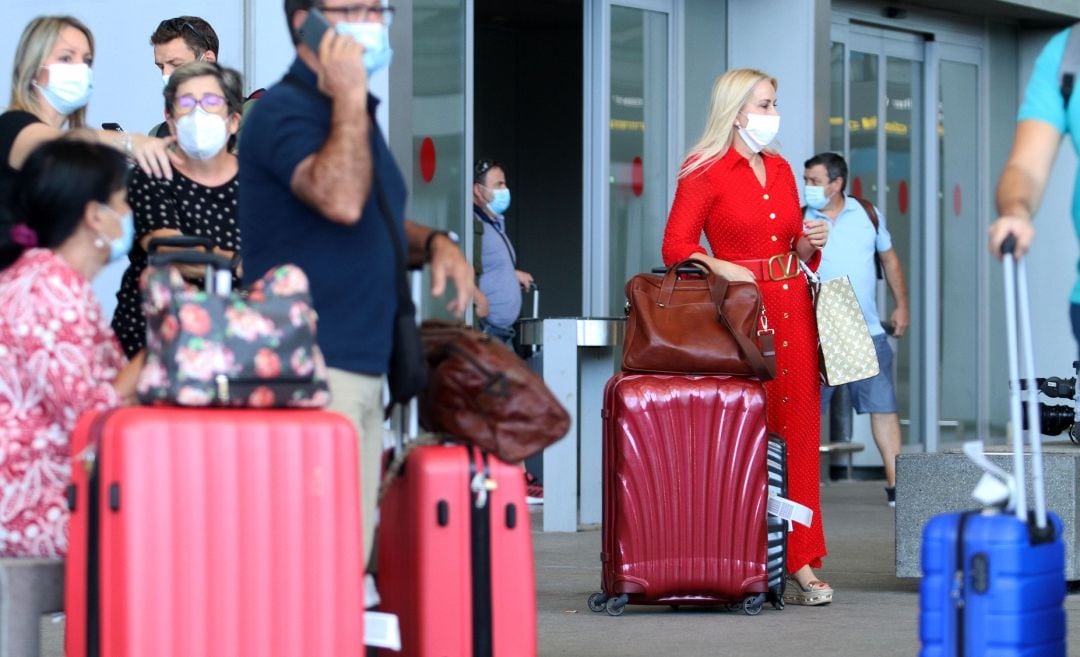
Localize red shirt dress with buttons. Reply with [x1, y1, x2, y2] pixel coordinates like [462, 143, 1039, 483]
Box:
[661, 147, 826, 574]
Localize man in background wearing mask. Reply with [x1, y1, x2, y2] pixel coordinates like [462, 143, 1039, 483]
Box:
[238, 0, 474, 588]
[803, 152, 909, 506]
[147, 17, 219, 138]
[472, 158, 534, 346]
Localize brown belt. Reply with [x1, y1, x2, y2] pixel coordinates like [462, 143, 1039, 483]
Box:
[731, 251, 800, 282]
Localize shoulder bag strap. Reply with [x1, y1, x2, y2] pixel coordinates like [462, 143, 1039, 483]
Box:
[704, 274, 777, 381]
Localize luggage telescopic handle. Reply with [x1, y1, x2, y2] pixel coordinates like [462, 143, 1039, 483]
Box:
[1001, 234, 1017, 256]
[149, 251, 233, 270]
[147, 235, 214, 253]
[1001, 231, 1048, 530]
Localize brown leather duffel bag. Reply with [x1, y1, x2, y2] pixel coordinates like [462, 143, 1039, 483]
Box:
[418, 320, 570, 463]
[621, 258, 776, 379]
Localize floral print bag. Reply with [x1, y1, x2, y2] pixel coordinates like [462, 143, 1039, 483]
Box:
[136, 261, 330, 408]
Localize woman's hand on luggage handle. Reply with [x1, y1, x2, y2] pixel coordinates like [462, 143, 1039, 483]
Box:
[688, 254, 755, 284]
[988, 217, 1034, 260]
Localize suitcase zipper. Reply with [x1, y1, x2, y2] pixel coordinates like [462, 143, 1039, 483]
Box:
[468, 448, 494, 657]
[954, 511, 977, 657]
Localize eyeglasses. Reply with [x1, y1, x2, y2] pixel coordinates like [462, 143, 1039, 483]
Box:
[316, 3, 396, 26]
[175, 93, 226, 112]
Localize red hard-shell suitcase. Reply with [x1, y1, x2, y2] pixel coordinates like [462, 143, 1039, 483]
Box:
[65, 407, 364, 657]
[377, 443, 536, 657]
[589, 373, 779, 616]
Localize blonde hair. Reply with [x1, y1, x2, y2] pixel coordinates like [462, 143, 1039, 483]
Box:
[680, 68, 777, 178]
[9, 16, 95, 128]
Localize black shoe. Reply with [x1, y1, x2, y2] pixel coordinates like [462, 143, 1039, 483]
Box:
[886, 486, 896, 507]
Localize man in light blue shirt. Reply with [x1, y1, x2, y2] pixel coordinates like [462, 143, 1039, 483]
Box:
[472, 158, 534, 346]
[990, 25, 1080, 355]
[804, 152, 910, 506]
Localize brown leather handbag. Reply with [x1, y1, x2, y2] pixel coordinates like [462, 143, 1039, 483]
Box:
[418, 320, 571, 463]
[621, 259, 776, 380]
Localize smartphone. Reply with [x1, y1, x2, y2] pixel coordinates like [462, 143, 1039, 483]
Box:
[102, 122, 124, 132]
[298, 8, 331, 54]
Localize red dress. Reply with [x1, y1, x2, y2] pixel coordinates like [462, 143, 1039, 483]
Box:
[662, 148, 826, 572]
[0, 249, 125, 557]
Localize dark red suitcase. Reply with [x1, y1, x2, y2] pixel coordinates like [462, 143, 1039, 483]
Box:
[65, 407, 364, 657]
[589, 373, 783, 616]
[377, 443, 536, 656]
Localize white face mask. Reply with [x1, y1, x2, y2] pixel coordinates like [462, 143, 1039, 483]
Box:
[335, 22, 393, 75]
[35, 63, 93, 115]
[737, 112, 780, 153]
[175, 107, 229, 160]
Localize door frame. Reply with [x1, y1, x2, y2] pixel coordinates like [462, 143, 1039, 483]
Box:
[583, 0, 681, 316]
[831, 22, 928, 455]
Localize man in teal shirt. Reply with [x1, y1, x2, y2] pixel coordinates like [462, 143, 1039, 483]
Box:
[990, 25, 1080, 351]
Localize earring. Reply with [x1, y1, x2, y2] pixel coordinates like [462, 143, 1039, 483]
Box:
[93, 236, 106, 249]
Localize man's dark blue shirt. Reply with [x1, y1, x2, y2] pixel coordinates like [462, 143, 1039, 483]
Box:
[239, 58, 406, 375]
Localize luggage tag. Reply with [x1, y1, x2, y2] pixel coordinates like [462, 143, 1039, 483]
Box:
[768, 495, 813, 531]
[963, 440, 1015, 509]
[364, 611, 401, 651]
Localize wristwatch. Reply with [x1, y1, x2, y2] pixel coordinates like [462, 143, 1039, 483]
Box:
[425, 229, 460, 259]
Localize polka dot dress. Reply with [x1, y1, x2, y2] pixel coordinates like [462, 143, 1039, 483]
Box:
[662, 147, 827, 573]
[112, 168, 240, 357]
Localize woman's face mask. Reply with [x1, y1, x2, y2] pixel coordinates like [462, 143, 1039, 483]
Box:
[174, 107, 230, 160]
[35, 63, 94, 115]
[737, 112, 780, 153]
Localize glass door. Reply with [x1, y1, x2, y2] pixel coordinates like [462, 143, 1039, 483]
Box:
[831, 26, 924, 449]
[931, 43, 985, 449]
[586, 0, 676, 316]
[410, 0, 470, 320]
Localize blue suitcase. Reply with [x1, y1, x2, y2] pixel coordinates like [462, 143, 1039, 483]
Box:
[918, 237, 1068, 657]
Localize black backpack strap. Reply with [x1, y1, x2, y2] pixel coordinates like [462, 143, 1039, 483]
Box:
[1060, 23, 1080, 108]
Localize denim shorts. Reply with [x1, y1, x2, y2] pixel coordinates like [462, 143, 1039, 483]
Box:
[820, 333, 897, 414]
[478, 317, 515, 347]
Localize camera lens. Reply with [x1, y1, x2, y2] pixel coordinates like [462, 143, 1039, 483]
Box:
[1021, 402, 1076, 436]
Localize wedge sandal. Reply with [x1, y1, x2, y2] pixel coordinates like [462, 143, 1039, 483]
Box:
[783, 576, 833, 606]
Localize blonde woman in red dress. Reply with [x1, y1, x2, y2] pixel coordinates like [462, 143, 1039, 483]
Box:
[661, 68, 832, 605]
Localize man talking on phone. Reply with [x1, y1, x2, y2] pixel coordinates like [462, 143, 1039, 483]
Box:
[238, 0, 475, 589]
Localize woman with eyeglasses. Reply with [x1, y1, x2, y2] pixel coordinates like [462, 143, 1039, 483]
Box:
[111, 61, 244, 357]
[1, 16, 176, 233]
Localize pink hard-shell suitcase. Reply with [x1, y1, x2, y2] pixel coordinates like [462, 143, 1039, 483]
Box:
[65, 407, 364, 657]
[377, 443, 536, 656]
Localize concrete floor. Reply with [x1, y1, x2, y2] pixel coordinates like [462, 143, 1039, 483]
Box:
[533, 481, 1080, 657]
[41, 481, 1080, 656]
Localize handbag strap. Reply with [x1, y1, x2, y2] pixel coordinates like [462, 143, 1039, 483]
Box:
[704, 272, 777, 381]
[659, 258, 776, 380]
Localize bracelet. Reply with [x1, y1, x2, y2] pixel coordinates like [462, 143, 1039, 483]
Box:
[424, 230, 449, 260]
[116, 133, 133, 157]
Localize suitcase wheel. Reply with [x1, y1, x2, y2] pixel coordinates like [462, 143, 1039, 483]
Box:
[604, 594, 629, 617]
[742, 594, 765, 616]
[587, 592, 608, 613]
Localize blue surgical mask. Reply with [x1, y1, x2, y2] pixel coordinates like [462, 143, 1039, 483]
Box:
[805, 185, 831, 211]
[486, 187, 511, 216]
[35, 63, 93, 116]
[336, 22, 393, 75]
[100, 205, 134, 263]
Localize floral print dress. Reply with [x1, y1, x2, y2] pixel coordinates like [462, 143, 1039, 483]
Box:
[0, 249, 124, 557]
